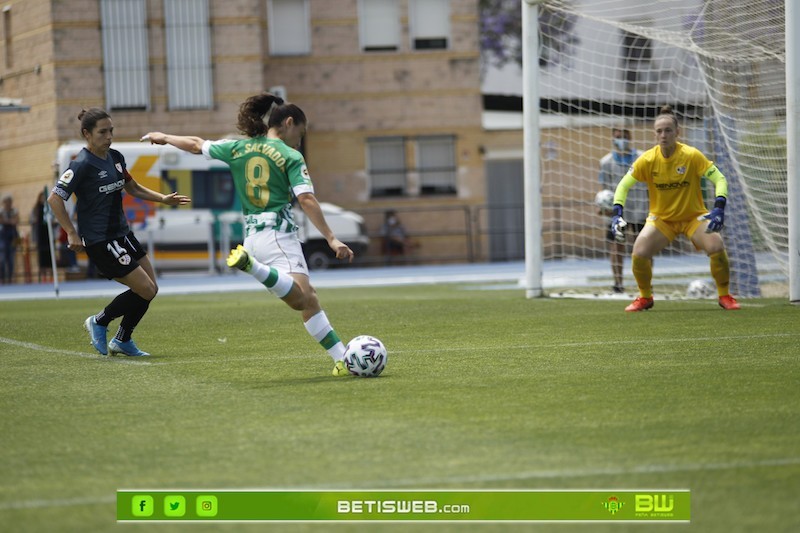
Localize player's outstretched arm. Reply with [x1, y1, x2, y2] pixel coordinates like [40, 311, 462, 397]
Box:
[123, 179, 191, 206]
[141, 132, 205, 154]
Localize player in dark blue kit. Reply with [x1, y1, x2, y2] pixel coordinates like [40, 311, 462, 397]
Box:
[47, 108, 190, 356]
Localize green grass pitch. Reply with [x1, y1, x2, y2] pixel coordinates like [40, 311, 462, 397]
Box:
[1, 284, 798, 532]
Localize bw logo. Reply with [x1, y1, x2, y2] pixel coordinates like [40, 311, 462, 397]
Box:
[635, 494, 674, 513]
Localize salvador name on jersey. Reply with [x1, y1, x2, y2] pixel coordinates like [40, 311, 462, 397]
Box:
[630, 142, 713, 222]
[203, 136, 314, 236]
[52, 148, 133, 246]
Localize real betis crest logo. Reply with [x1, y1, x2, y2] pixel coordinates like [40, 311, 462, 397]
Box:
[603, 495, 624, 515]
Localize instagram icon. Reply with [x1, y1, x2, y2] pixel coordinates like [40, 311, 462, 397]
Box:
[196, 495, 218, 517]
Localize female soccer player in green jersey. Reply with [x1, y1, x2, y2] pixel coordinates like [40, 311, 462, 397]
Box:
[142, 92, 355, 376]
[610, 105, 740, 312]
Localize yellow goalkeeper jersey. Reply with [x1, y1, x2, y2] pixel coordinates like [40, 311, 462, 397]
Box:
[630, 142, 714, 222]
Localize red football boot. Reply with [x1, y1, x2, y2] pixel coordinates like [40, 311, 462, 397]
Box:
[625, 296, 654, 312]
[718, 294, 741, 310]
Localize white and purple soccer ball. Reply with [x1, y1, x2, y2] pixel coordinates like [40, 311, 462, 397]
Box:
[686, 279, 716, 299]
[594, 189, 615, 211]
[343, 335, 387, 377]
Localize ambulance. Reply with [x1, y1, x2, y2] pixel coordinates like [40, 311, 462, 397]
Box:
[55, 141, 369, 270]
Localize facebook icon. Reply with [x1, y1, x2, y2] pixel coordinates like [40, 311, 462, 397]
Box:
[131, 495, 153, 517]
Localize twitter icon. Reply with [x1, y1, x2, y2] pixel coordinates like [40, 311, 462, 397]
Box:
[164, 495, 186, 517]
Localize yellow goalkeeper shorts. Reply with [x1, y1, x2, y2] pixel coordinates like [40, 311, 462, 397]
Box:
[645, 214, 705, 243]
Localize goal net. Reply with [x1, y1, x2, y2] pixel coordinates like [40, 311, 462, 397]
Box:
[518, 0, 787, 297]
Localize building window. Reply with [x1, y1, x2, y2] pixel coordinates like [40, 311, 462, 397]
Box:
[409, 0, 449, 50]
[620, 27, 653, 93]
[100, 0, 150, 110]
[367, 137, 406, 197]
[268, 0, 310, 55]
[358, 0, 400, 52]
[164, 0, 213, 109]
[417, 135, 456, 194]
[367, 136, 457, 197]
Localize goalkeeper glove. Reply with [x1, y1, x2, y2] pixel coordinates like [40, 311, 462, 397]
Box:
[704, 196, 726, 233]
[610, 204, 627, 243]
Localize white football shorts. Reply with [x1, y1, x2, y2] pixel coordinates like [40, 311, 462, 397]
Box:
[244, 228, 309, 277]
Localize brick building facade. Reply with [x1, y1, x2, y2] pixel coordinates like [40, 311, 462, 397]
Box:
[0, 0, 489, 270]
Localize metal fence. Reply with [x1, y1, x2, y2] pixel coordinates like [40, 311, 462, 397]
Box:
[1, 202, 622, 283]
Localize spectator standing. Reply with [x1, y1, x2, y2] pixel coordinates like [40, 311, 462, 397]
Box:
[0, 194, 20, 283]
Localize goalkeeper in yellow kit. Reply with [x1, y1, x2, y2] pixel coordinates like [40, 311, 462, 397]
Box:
[610, 105, 740, 312]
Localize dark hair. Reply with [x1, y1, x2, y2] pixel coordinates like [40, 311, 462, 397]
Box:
[656, 105, 679, 128]
[237, 92, 307, 137]
[78, 107, 111, 134]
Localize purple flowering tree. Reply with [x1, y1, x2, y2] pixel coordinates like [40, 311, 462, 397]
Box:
[480, 0, 523, 68]
[480, 0, 579, 70]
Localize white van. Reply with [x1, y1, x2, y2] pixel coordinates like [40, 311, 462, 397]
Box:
[55, 141, 369, 270]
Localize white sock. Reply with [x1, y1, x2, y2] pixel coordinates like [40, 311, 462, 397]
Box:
[247, 259, 271, 284]
[304, 311, 346, 361]
[247, 259, 294, 298]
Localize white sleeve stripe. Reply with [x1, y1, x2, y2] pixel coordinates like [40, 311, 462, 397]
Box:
[292, 184, 314, 196]
[200, 139, 214, 159]
[201, 139, 237, 159]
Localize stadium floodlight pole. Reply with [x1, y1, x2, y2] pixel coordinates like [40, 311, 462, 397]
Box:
[522, 0, 543, 298]
[787, 0, 800, 304]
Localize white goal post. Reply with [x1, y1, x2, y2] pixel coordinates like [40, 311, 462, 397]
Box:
[519, 0, 795, 300]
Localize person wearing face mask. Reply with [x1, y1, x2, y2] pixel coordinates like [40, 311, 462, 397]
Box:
[598, 122, 647, 293]
[381, 210, 412, 262]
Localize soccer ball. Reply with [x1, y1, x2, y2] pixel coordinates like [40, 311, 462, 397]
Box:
[594, 189, 615, 210]
[343, 335, 387, 377]
[686, 279, 716, 299]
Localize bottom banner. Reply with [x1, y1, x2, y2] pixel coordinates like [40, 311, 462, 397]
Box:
[117, 489, 690, 522]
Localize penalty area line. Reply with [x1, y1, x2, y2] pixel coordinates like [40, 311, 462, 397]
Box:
[0, 336, 155, 366]
[351, 457, 800, 489]
[391, 332, 800, 354]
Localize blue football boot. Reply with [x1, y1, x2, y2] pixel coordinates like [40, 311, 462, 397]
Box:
[108, 338, 150, 357]
[84, 316, 108, 355]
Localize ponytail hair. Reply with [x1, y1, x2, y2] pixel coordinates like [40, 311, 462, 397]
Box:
[78, 107, 111, 135]
[656, 104, 679, 128]
[237, 92, 307, 137]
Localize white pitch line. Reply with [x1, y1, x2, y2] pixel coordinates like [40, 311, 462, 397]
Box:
[388, 332, 800, 354]
[0, 495, 116, 510]
[533, 332, 800, 349]
[2, 457, 798, 511]
[367, 457, 800, 489]
[0, 337, 155, 366]
[4, 332, 792, 368]
[122, 332, 800, 364]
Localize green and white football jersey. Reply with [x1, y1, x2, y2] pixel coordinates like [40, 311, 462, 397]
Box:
[203, 136, 314, 235]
